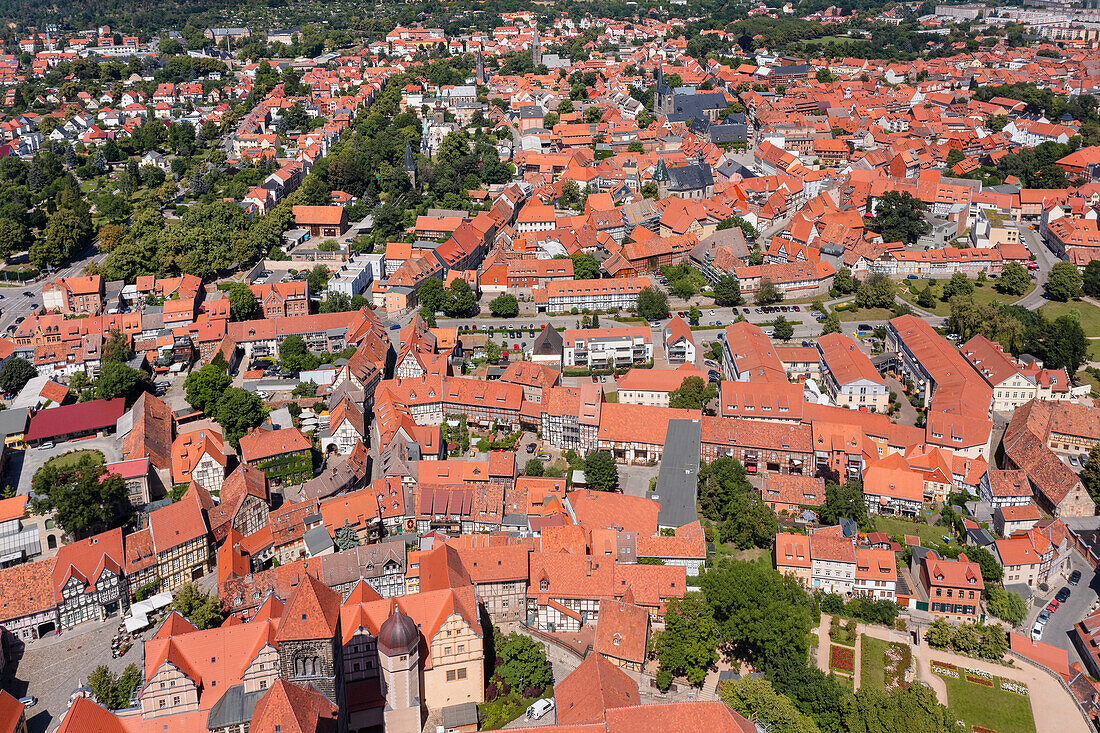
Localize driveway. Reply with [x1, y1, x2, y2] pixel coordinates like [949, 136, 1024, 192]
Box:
[1024, 557, 1099, 669]
[11, 437, 123, 494]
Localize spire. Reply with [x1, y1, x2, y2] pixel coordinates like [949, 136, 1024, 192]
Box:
[403, 138, 416, 172]
[653, 155, 669, 182]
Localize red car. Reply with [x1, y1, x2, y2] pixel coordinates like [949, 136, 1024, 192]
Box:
[1047, 599, 1060, 612]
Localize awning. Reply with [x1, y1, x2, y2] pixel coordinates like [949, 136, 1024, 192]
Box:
[147, 592, 173, 610]
[125, 614, 150, 633]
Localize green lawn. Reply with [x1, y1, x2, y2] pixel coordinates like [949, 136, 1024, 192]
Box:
[835, 307, 897, 323]
[1088, 341, 1100, 364]
[1078, 367, 1100, 395]
[43, 449, 105, 471]
[861, 635, 911, 691]
[873, 514, 944, 545]
[1039, 300, 1100, 338]
[935, 671, 1036, 733]
[897, 280, 1035, 317]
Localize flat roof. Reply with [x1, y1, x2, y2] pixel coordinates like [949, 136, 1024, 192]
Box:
[654, 418, 702, 529]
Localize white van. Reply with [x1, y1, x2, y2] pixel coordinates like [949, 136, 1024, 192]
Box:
[526, 698, 555, 720]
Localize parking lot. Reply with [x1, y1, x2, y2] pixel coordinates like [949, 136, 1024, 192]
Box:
[1024, 559, 1099, 668]
[9, 436, 122, 494]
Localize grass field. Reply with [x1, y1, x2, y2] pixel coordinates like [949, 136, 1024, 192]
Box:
[43, 449, 105, 471]
[873, 514, 946, 546]
[896, 280, 1035, 317]
[1039, 300, 1100, 337]
[835, 306, 896, 323]
[935, 670, 1036, 733]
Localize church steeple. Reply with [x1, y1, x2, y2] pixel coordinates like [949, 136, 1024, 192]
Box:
[476, 47, 487, 85]
[403, 138, 417, 188]
[531, 29, 542, 69]
[655, 62, 673, 116]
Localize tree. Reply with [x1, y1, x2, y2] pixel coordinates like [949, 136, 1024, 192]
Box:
[1043, 315, 1088, 375]
[821, 311, 842, 335]
[653, 593, 719, 687]
[31, 455, 133, 540]
[446, 279, 477, 317]
[489, 293, 519, 318]
[279, 334, 319, 372]
[986, 586, 1027, 625]
[0, 357, 36, 395]
[1083, 444, 1100, 502]
[916, 285, 937, 309]
[584, 450, 618, 492]
[1047, 261, 1083, 301]
[869, 191, 930, 245]
[688, 306, 701, 324]
[855, 274, 896, 311]
[93, 361, 151, 403]
[184, 363, 231, 414]
[418, 277, 447, 313]
[668, 376, 717, 410]
[713, 276, 742, 306]
[946, 148, 966, 168]
[773, 316, 794, 341]
[819, 480, 871, 531]
[830, 267, 859, 297]
[698, 457, 753, 521]
[755, 279, 782, 306]
[223, 282, 259, 321]
[493, 631, 553, 694]
[570, 252, 600, 280]
[998, 262, 1032, 296]
[941, 272, 974, 300]
[214, 387, 265, 449]
[670, 277, 696, 299]
[718, 677, 821, 733]
[846, 683, 952, 733]
[636, 287, 669, 321]
[170, 583, 225, 630]
[524, 458, 544, 476]
[0, 217, 29, 259]
[87, 663, 142, 710]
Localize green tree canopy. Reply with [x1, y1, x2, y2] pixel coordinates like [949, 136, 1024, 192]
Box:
[636, 287, 669, 320]
[718, 677, 821, 733]
[0, 357, 36, 395]
[214, 387, 265, 449]
[184, 363, 231, 414]
[223, 282, 260, 321]
[868, 191, 930, 245]
[170, 582, 225, 630]
[93, 361, 152, 403]
[31, 454, 133, 540]
[570, 252, 600, 280]
[773, 315, 794, 341]
[584, 450, 618, 492]
[819, 480, 871, 531]
[653, 593, 719, 688]
[493, 630, 553, 693]
[713, 276, 742, 307]
[986, 586, 1027, 624]
[997, 262, 1032, 296]
[489, 293, 519, 318]
[668, 376, 717, 410]
[1047, 261, 1084, 302]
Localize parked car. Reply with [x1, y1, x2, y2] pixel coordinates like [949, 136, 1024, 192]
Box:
[1070, 570, 1082, 586]
[527, 699, 555, 721]
[591, 375, 599, 383]
[18, 697, 36, 709]
[39, 442, 54, 450]
[1056, 587, 1071, 603]
[1038, 608, 1051, 624]
[1047, 599, 1060, 612]
[21, 291, 31, 297]
[792, 305, 800, 311]
[1031, 622, 1044, 641]
[525, 443, 537, 454]
[1070, 455, 1079, 467]
[857, 323, 873, 332]
[389, 324, 400, 330]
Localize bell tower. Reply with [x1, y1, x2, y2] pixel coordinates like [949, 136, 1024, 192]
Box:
[377, 604, 420, 732]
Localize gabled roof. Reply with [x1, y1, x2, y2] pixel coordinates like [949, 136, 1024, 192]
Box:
[275, 573, 342, 643]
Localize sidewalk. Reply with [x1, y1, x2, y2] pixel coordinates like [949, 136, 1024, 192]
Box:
[859, 622, 1090, 733]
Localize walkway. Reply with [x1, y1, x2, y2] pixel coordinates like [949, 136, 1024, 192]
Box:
[813, 615, 862, 688]
[842, 618, 1092, 733]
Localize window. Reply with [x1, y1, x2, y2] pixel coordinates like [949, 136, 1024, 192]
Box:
[447, 670, 456, 682]
[457, 667, 467, 680]
[457, 644, 465, 653]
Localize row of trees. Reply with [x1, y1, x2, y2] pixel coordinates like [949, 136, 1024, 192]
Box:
[183, 360, 265, 448]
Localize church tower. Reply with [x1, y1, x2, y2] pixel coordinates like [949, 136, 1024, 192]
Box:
[476, 48, 487, 86]
[275, 574, 343, 707]
[531, 29, 542, 69]
[378, 604, 421, 733]
[653, 154, 670, 198]
[655, 64, 673, 117]
[403, 138, 417, 188]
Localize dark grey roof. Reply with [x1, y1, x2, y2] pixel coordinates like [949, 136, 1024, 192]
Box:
[531, 326, 563, 357]
[0, 408, 30, 439]
[443, 702, 479, 727]
[715, 160, 755, 180]
[654, 418, 702, 529]
[769, 64, 812, 76]
[304, 525, 334, 556]
[966, 526, 995, 547]
[206, 684, 265, 730]
[667, 92, 727, 124]
[667, 162, 714, 193]
[710, 123, 747, 144]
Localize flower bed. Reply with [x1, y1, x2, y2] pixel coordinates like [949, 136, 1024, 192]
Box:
[966, 674, 994, 687]
[931, 661, 959, 678]
[830, 644, 855, 674]
[1001, 680, 1028, 696]
[882, 642, 911, 690]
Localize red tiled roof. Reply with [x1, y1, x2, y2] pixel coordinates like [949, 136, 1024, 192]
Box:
[25, 398, 125, 442]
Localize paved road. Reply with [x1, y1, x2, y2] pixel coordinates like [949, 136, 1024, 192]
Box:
[1016, 226, 1058, 312]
